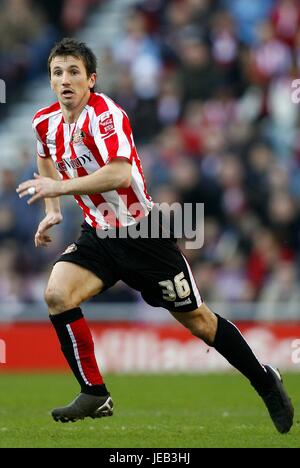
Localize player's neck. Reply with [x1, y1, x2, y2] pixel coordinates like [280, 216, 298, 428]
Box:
[60, 91, 91, 124]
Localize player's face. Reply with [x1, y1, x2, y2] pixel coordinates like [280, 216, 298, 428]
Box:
[50, 55, 96, 109]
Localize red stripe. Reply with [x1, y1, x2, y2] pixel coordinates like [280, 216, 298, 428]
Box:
[103, 130, 119, 159]
[74, 195, 98, 228]
[69, 319, 104, 386]
[117, 187, 145, 221]
[88, 93, 110, 117]
[55, 117, 65, 164]
[36, 118, 51, 158]
[55, 119, 74, 187]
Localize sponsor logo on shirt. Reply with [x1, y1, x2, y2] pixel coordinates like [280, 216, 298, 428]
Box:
[99, 111, 115, 138]
[55, 153, 92, 172]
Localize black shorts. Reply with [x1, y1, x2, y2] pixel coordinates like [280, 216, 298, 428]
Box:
[55, 214, 202, 313]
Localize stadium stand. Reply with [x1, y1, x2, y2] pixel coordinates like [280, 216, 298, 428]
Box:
[0, 0, 300, 320]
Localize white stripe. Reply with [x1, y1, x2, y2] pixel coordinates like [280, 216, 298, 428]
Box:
[131, 160, 153, 211]
[76, 107, 88, 129]
[101, 191, 136, 226]
[36, 140, 45, 157]
[63, 123, 76, 178]
[79, 191, 135, 228]
[85, 213, 95, 227]
[47, 113, 63, 162]
[66, 324, 91, 386]
[181, 254, 202, 307]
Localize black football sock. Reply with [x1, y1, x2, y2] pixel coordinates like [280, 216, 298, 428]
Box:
[213, 314, 274, 395]
[50, 307, 108, 397]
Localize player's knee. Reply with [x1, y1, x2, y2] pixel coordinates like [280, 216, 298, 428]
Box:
[44, 286, 78, 314]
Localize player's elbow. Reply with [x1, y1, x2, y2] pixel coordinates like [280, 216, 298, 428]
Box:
[109, 160, 132, 189]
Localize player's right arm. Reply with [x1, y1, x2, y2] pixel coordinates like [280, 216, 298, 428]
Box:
[34, 156, 63, 248]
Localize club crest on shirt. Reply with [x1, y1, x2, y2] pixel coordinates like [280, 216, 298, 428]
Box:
[71, 130, 85, 145]
[62, 243, 77, 255]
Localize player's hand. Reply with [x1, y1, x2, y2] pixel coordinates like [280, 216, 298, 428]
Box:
[16, 173, 62, 205]
[34, 212, 63, 247]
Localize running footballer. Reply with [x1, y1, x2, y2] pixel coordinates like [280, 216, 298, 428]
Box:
[17, 38, 293, 432]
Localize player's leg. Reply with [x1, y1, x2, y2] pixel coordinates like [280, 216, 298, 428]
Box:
[170, 303, 294, 433]
[45, 261, 104, 314]
[118, 228, 293, 433]
[170, 302, 274, 390]
[45, 261, 113, 422]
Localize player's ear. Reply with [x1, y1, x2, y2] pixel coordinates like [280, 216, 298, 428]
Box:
[88, 73, 97, 90]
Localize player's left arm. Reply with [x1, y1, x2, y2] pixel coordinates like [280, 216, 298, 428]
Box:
[16, 159, 131, 205]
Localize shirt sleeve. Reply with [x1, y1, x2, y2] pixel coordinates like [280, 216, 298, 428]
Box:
[32, 123, 51, 158]
[92, 107, 133, 164]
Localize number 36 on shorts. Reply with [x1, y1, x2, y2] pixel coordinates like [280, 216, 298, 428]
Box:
[158, 272, 191, 302]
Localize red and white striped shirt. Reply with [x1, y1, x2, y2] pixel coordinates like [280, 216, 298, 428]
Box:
[32, 92, 153, 229]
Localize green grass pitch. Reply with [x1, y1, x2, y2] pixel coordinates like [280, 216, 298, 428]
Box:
[0, 372, 299, 448]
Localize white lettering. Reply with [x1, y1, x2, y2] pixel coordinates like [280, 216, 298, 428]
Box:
[109, 452, 143, 465]
[0, 339, 6, 364]
[291, 339, 300, 364]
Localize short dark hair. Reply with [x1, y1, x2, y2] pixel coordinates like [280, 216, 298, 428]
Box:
[48, 38, 97, 89]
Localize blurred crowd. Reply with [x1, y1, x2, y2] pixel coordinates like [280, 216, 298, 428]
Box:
[1, 0, 300, 317]
[0, 0, 101, 116]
